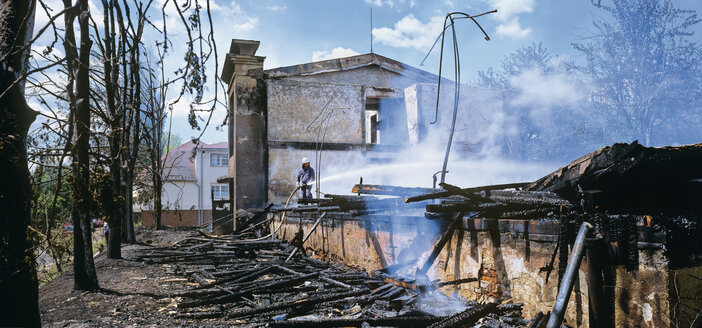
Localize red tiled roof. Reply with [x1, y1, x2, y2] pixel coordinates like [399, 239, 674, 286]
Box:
[161, 140, 227, 181]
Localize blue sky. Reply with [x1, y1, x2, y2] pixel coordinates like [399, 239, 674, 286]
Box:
[201, 0, 702, 143]
[28, 0, 702, 145]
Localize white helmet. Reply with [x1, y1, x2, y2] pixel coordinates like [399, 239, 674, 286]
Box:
[301, 157, 310, 164]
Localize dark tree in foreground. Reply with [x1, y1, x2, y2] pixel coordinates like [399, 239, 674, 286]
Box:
[0, 1, 41, 327]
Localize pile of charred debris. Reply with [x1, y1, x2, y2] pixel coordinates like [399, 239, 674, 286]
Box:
[137, 142, 701, 327]
[135, 228, 530, 327]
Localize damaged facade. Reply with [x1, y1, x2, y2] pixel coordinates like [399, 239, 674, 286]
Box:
[221, 39, 503, 214]
[222, 38, 702, 327]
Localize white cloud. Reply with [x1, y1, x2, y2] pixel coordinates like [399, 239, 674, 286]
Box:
[371, 14, 444, 51]
[208, 1, 258, 33]
[233, 16, 259, 33]
[495, 18, 531, 39]
[490, 0, 534, 21]
[485, 0, 534, 39]
[266, 5, 287, 12]
[312, 47, 360, 62]
[365, 0, 394, 7]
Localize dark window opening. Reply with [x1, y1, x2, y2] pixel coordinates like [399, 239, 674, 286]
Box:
[365, 96, 407, 145]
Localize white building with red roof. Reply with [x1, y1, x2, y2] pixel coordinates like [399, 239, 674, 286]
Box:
[140, 140, 229, 227]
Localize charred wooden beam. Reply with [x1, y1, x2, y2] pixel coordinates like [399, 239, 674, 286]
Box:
[198, 269, 216, 280]
[178, 272, 320, 308]
[183, 265, 275, 293]
[380, 276, 424, 291]
[405, 182, 531, 203]
[190, 273, 210, 286]
[439, 182, 495, 203]
[322, 194, 422, 211]
[174, 311, 223, 319]
[324, 273, 371, 282]
[527, 311, 547, 328]
[585, 237, 610, 328]
[297, 198, 333, 205]
[269, 315, 440, 327]
[416, 212, 464, 277]
[272, 206, 341, 213]
[352, 184, 438, 197]
[375, 286, 404, 299]
[487, 190, 571, 207]
[285, 212, 327, 262]
[426, 202, 506, 213]
[237, 203, 275, 230]
[500, 207, 558, 219]
[273, 264, 352, 289]
[436, 277, 478, 287]
[428, 302, 498, 328]
[371, 282, 395, 296]
[227, 288, 369, 319]
[496, 303, 523, 313]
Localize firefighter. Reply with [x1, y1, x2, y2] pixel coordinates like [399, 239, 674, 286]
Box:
[297, 157, 315, 199]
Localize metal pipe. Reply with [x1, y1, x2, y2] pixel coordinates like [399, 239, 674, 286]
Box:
[546, 221, 593, 328]
[432, 170, 448, 189]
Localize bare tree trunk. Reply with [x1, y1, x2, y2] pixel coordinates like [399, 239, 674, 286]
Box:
[101, 0, 123, 259]
[143, 50, 165, 230]
[122, 14, 145, 244]
[124, 170, 136, 243]
[0, 1, 41, 326]
[154, 175, 163, 229]
[65, 0, 99, 290]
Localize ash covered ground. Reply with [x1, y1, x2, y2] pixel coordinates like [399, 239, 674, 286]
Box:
[39, 227, 533, 328]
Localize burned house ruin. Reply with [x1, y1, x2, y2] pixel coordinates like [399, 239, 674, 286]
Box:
[220, 39, 505, 211]
[219, 39, 702, 327]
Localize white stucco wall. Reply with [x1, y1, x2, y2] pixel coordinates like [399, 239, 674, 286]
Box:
[152, 147, 229, 212]
[196, 148, 230, 210]
[267, 79, 365, 144]
[162, 181, 199, 210]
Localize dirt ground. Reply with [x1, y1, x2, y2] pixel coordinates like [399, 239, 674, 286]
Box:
[39, 228, 249, 327]
[39, 227, 527, 328]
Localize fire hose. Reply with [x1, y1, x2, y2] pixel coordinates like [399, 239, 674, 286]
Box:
[247, 185, 301, 241]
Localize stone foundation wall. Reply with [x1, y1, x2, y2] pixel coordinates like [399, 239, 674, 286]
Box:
[275, 214, 686, 327]
[140, 210, 212, 228]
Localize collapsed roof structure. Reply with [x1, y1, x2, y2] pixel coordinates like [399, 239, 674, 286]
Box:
[268, 142, 702, 327]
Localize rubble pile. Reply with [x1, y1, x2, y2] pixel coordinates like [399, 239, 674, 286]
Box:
[134, 230, 533, 327]
[132, 142, 700, 327]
